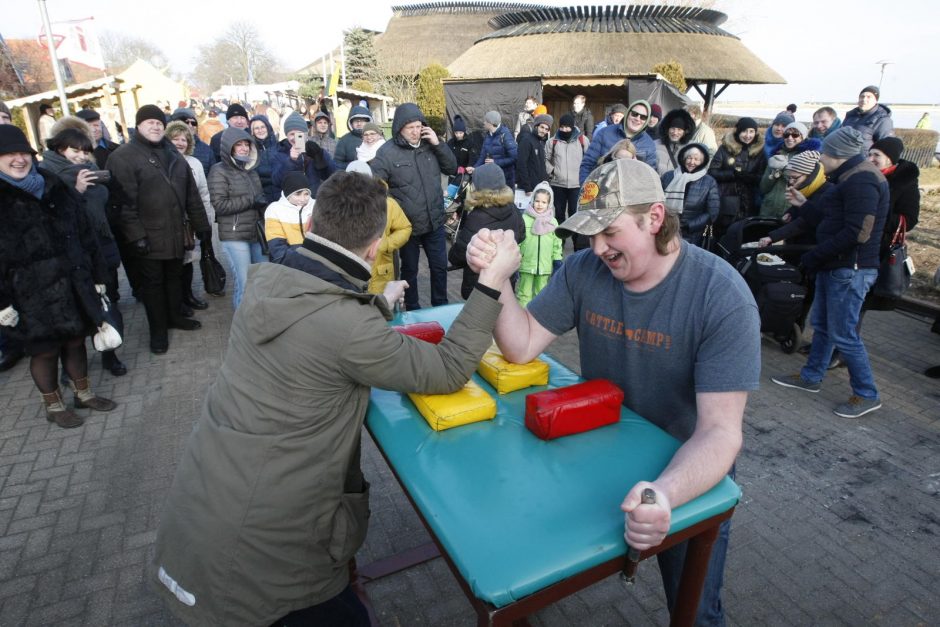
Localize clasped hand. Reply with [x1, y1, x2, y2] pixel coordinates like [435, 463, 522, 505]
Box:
[620, 482, 672, 551]
[466, 228, 521, 288]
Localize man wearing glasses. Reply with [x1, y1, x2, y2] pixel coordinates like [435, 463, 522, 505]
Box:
[579, 99, 658, 184]
[171, 107, 216, 177]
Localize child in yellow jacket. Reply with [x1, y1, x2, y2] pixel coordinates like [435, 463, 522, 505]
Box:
[264, 171, 314, 263]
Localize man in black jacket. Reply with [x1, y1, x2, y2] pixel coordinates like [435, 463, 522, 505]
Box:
[210, 103, 250, 161]
[516, 113, 552, 196]
[75, 109, 119, 169]
[772, 127, 889, 418]
[108, 105, 211, 354]
[371, 103, 457, 310]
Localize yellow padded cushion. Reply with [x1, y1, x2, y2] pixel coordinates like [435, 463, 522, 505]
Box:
[408, 379, 497, 431]
[477, 347, 550, 394]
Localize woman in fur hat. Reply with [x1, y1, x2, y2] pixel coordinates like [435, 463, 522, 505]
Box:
[709, 116, 767, 240]
[653, 108, 695, 176]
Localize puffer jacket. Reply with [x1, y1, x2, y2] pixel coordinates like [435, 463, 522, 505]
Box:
[108, 134, 210, 260]
[843, 104, 894, 152]
[474, 124, 518, 189]
[545, 127, 589, 189]
[579, 107, 658, 184]
[660, 144, 720, 245]
[709, 130, 767, 219]
[515, 126, 549, 193]
[879, 159, 920, 257]
[250, 115, 280, 202]
[801, 155, 889, 272]
[0, 170, 108, 344]
[334, 105, 371, 169]
[448, 187, 526, 299]
[759, 137, 823, 218]
[208, 127, 264, 242]
[264, 193, 314, 263]
[370, 103, 458, 236]
[152, 236, 501, 627]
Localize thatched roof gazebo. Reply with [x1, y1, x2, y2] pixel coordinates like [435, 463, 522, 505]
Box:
[445, 4, 785, 124]
[374, 2, 549, 76]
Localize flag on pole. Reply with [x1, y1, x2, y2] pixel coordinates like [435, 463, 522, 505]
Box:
[38, 17, 105, 70]
[327, 60, 341, 98]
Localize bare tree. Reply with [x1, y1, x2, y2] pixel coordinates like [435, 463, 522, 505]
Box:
[191, 22, 281, 92]
[100, 31, 167, 72]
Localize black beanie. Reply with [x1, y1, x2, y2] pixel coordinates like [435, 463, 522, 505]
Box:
[860, 85, 880, 100]
[452, 115, 466, 133]
[559, 113, 575, 128]
[735, 117, 758, 134]
[226, 103, 249, 121]
[282, 171, 310, 198]
[0, 124, 36, 155]
[871, 136, 903, 164]
[135, 104, 166, 127]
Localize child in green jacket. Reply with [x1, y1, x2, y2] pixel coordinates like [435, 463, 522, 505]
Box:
[516, 182, 563, 307]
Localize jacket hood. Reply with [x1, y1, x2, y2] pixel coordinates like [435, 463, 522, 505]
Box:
[889, 159, 919, 185]
[249, 114, 278, 149]
[240, 244, 382, 345]
[314, 110, 331, 123]
[554, 126, 582, 142]
[721, 129, 764, 157]
[677, 142, 712, 173]
[221, 126, 259, 170]
[530, 180, 555, 207]
[391, 103, 426, 137]
[660, 109, 695, 139]
[621, 99, 652, 136]
[347, 105, 372, 131]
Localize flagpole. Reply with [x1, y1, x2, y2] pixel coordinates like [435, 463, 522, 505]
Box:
[37, 0, 69, 114]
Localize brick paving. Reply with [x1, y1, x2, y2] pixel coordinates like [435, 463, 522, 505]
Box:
[1, 247, 938, 626]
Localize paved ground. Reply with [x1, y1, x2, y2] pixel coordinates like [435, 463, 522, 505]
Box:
[1, 247, 938, 626]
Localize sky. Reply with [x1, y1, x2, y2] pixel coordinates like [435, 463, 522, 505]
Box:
[4, 0, 938, 105]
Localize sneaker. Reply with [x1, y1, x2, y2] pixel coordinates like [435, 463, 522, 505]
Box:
[770, 373, 821, 393]
[833, 396, 881, 418]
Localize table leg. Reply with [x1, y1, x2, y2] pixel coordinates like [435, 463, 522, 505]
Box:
[669, 523, 721, 627]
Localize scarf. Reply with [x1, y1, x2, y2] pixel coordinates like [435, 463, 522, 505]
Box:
[357, 137, 385, 162]
[524, 204, 555, 235]
[663, 167, 708, 215]
[0, 166, 44, 199]
[798, 166, 827, 199]
[880, 164, 897, 177]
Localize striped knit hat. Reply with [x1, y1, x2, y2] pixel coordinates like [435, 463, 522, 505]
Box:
[786, 151, 820, 176]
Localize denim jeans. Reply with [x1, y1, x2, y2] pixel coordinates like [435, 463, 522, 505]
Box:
[656, 467, 734, 627]
[221, 240, 264, 309]
[400, 227, 448, 310]
[269, 584, 369, 626]
[801, 267, 879, 399]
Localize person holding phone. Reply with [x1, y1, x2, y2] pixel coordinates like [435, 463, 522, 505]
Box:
[271, 111, 336, 200]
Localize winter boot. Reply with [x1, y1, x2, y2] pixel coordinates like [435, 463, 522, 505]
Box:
[71, 377, 117, 411]
[41, 390, 84, 428]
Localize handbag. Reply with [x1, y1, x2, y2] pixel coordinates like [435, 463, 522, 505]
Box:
[182, 221, 196, 251]
[199, 242, 227, 296]
[871, 216, 911, 300]
[255, 218, 269, 255]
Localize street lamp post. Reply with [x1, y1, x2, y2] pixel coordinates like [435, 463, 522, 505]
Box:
[875, 59, 894, 92]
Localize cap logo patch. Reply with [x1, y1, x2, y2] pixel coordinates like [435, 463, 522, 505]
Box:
[580, 181, 599, 205]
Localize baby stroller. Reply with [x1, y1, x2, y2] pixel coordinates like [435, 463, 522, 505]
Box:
[717, 217, 813, 354]
[443, 169, 471, 243]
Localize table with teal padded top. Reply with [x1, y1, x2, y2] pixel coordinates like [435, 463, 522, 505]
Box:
[360, 304, 741, 627]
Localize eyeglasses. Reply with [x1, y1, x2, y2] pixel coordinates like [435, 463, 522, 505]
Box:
[185, 120, 197, 127]
[783, 131, 802, 138]
[628, 110, 649, 121]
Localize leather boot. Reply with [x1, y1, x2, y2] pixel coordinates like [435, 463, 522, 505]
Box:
[71, 377, 117, 411]
[182, 291, 209, 310]
[41, 389, 84, 428]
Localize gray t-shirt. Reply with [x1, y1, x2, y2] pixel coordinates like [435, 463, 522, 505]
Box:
[528, 240, 760, 442]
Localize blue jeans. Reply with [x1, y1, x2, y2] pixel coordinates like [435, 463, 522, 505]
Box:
[801, 267, 879, 399]
[657, 468, 734, 627]
[221, 240, 264, 309]
[400, 227, 448, 310]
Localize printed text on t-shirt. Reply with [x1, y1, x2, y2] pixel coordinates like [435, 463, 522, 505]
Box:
[584, 309, 673, 350]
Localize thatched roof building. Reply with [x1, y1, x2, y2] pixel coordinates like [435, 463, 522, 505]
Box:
[374, 2, 548, 76]
[447, 4, 785, 88]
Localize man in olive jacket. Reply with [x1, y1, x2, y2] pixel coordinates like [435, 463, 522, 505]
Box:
[107, 105, 209, 354]
[371, 103, 457, 310]
[152, 171, 520, 626]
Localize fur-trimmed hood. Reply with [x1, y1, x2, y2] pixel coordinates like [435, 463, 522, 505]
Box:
[721, 129, 765, 158]
[220, 126, 259, 170]
[659, 109, 695, 145]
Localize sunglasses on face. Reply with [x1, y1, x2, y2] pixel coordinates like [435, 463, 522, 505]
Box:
[628, 110, 649, 121]
[185, 120, 198, 127]
[783, 131, 802, 138]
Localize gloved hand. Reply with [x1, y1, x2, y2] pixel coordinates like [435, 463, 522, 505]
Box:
[133, 238, 150, 256]
[92, 321, 123, 352]
[95, 284, 107, 296]
[196, 230, 212, 245]
[0, 305, 19, 327]
[768, 154, 789, 171]
[305, 140, 328, 170]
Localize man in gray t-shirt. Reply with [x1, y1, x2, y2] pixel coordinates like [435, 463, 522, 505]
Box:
[465, 158, 760, 625]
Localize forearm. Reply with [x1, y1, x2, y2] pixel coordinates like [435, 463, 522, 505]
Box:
[491, 279, 543, 363]
[655, 423, 741, 510]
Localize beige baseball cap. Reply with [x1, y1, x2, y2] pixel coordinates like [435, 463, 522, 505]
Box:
[556, 158, 666, 237]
